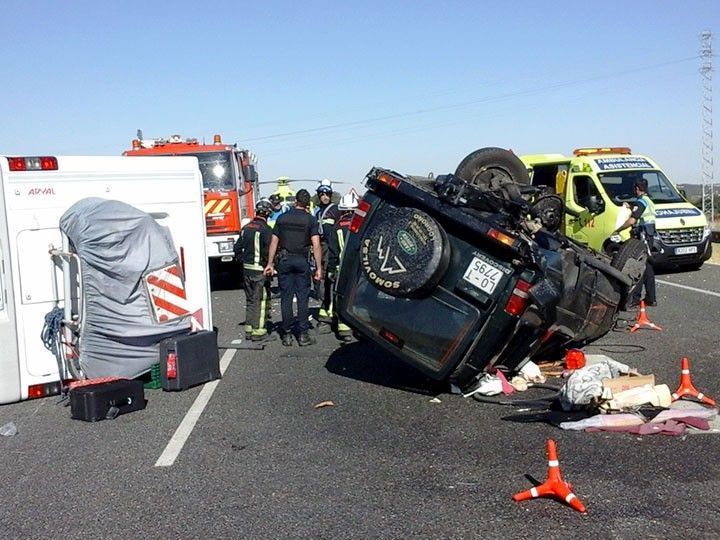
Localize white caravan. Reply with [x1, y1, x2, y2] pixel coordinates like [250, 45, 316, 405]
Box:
[0, 155, 212, 404]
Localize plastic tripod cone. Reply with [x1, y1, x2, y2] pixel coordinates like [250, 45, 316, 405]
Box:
[671, 357, 716, 406]
[629, 300, 662, 333]
[512, 439, 587, 513]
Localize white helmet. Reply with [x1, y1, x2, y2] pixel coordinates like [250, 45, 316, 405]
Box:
[317, 178, 333, 194]
[338, 193, 359, 211]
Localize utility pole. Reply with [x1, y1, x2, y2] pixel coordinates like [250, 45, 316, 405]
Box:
[700, 30, 714, 222]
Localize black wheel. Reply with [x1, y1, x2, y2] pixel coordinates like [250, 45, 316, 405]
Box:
[455, 147, 530, 188]
[611, 239, 647, 284]
[359, 206, 450, 297]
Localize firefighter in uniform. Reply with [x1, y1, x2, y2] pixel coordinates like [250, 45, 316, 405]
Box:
[237, 199, 275, 342]
[264, 189, 323, 347]
[612, 178, 657, 309]
[313, 179, 340, 323]
[326, 193, 358, 342]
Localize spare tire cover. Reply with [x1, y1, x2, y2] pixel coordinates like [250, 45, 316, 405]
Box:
[360, 207, 450, 297]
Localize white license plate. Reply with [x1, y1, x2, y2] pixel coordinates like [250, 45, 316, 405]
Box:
[462, 256, 505, 295]
[675, 246, 698, 255]
[218, 241, 235, 253]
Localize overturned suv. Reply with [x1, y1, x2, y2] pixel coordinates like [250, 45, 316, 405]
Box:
[335, 148, 646, 391]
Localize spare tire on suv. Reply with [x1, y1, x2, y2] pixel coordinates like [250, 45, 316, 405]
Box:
[455, 147, 530, 189]
[359, 206, 450, 297]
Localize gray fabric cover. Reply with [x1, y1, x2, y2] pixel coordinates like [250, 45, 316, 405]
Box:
[60, 198, 190, 378]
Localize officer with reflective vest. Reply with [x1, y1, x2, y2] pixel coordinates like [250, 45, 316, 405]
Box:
[267, 193, 288, 228]
[612, 178, 657, 308]
[264, 189, 323, 347]
[313, 179, 340, 323]
[236, 199, 275, 342]
[326, 193, 358, 342]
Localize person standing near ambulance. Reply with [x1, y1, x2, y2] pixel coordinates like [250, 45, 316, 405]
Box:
[326, 193, 358, 342]
[237, 199, 275, 342]
[264, 189, 322, 347]
[612, 178, 657, 308]
[314, 179, 340, 323]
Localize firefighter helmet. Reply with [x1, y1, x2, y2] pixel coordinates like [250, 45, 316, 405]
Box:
[338, 193, 359, 211]
[317, 179, 333, 194]
[255, 199, 273, 217]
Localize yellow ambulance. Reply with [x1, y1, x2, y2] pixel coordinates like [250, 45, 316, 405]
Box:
[520, 148, 712, 269]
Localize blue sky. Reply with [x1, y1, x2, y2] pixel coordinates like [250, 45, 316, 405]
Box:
[1, 1, 718, 196]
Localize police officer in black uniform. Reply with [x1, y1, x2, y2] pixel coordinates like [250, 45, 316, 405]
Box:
[236, 199, 275, 342]
[264, 189, 323, 346]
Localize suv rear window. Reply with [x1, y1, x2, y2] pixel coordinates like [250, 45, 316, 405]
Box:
[344, 278, 480, 374]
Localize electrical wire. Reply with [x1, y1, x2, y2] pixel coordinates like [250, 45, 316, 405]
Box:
[470, 383, 563, 407]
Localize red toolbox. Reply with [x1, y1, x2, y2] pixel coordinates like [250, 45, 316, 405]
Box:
[159, 330, 221, 391]
[69, 379, 146, 422]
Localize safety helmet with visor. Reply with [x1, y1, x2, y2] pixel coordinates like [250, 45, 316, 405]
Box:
[317, 178, 333, 195]
[255, 198, 273, 217]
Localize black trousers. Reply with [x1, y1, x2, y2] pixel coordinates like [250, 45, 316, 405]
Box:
[278, 254, 311, 334]
[630, 261, 656, 304]
[243, 270, 270, 335]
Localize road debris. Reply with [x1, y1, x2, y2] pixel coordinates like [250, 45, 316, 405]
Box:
[313, 400, 335, 409]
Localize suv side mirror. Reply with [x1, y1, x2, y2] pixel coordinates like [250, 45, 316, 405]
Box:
[586, 195, 605, 215]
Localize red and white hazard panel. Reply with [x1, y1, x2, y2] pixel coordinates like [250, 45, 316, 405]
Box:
[144, 264, 203, 330]
[204, 199, 231, 216]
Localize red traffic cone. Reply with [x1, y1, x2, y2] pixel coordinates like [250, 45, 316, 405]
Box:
[512, 439, 587, 513]
[671, 357, 716, 407]
[629, 300, 662, 333]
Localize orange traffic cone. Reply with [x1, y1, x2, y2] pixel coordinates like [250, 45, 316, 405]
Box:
[512, 439, 587, 513]
[671, 357, 716, 407]
[629, 300, 662, 333]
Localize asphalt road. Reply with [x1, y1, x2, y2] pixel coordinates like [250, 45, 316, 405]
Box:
[1, 264, 719, 539]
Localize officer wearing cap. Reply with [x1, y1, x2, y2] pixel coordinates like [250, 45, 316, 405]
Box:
[313, 179, 340, 324]
[264, 189, 322, 346]
[267, 193, 287, 228]
[236, 199, 275, 342]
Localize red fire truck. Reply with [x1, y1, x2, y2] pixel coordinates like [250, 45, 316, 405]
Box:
[124, 133, 259, 274]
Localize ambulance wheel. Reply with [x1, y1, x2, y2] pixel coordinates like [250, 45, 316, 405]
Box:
[611, 239, 648, 310]
[359, 207, 450, 297]
[455, 147, 530, 189]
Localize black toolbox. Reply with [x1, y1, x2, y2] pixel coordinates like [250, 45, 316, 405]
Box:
[70, 379, 146, 422]
[159, 330, 221, 391]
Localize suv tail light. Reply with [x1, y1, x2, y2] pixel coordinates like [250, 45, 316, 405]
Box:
[504, 279, 532, 316]
[350, 199, 372, 233]
[487, 228, 517, 248]
[377, 172, 401, 189]
[8, 156, 58, 171]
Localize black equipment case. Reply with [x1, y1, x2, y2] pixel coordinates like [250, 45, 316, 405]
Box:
[159, 330, 221, 391]
[70, 379, 146, 422]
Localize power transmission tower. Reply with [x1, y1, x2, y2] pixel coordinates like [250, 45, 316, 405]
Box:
[700, 30, 714, 221]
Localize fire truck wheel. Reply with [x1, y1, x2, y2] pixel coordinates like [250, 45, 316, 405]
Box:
[455, 147, 530, 189]
[359, 206, 450, 297]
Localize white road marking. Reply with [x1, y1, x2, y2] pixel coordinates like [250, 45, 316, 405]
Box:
[656, 279, 720, 298]
[154, 348, 235, 467]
